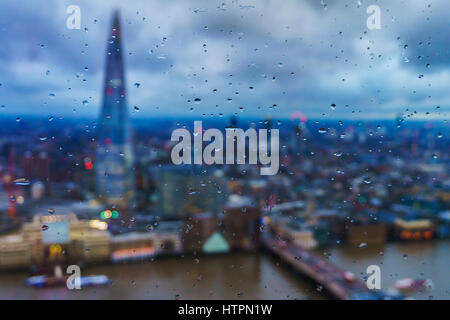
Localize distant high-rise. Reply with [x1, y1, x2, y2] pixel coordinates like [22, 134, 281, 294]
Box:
[96, 10, 134, 208]
[152, 165, 227, 219]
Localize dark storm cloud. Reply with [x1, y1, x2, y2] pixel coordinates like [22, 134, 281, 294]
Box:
[0, 0, 448, 120]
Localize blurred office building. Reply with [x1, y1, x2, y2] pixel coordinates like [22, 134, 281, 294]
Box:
[152, 165, 227, 219]
[223, 195, 261, 251]
[0, 214, 110, 270]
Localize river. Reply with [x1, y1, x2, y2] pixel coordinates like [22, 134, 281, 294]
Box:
[0, 241, 448, 300]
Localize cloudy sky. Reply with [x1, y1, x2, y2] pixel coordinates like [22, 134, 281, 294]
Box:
[0, 0, 448, 120]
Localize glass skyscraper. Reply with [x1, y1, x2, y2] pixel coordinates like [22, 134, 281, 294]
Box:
[96, 10, 134, 209]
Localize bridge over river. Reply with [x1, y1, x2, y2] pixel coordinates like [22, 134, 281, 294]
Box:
[262, 233, 388, 300]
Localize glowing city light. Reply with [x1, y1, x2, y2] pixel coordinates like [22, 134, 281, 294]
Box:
[89, 219, 108, 231]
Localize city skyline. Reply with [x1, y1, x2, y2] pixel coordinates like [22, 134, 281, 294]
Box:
[0, 0, 448, 304]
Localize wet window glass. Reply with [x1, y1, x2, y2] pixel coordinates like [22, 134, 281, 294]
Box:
[0, 0, 448, 302]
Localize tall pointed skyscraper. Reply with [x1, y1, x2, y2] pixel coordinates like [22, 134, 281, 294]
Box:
[96, 10, 134, 208]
